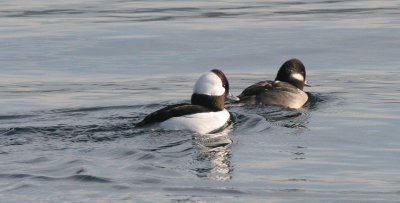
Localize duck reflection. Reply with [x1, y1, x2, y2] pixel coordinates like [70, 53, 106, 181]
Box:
[263, 106, 310, 129]
[229, 104, 310, 130]
[266, 92, 321, 129]
[190, 126, 233, 181]
[228, 92, 324, 130]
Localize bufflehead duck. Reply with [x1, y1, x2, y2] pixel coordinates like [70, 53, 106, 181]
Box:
[238, 58, 309, 109]
[136, 69, 239, 134]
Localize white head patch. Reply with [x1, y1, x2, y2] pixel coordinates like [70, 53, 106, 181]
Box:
[193, 72, 225, 96]
[291, 73, 304, 82]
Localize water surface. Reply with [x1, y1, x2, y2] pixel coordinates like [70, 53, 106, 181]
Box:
[1, 0, 400, 202]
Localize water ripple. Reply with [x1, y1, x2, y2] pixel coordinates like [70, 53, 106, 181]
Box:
[2, 2, 398, 24]
[275, 7, 398, 15]
[0, 114, 36, 120]
[0, 173, 112, 183]
[164, 186, 247, 195]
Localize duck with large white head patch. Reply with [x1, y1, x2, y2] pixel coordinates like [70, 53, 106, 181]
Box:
[238, 58, 309, 109]
[136, 69, 239, 134]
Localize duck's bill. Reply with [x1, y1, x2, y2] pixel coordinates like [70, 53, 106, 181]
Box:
[227, 92, 240, 101]
[304, 80, 312, 87]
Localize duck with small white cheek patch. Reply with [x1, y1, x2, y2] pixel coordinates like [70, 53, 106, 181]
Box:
[136, 69, 239, 134]
[238, 58, 310, 109]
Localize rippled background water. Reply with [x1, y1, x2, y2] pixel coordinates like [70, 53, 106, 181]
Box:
[1, 0, 400, 202]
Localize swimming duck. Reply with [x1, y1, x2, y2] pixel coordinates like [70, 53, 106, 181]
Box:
[136, 69, 239, 134]
[238, 58, 309, 108]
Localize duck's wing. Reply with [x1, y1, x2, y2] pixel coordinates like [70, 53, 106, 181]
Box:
[239, 80, 300, 99]
[136, 103, 212, 127]
[238, 80, 274, 99]
[270, 81, 302, 94]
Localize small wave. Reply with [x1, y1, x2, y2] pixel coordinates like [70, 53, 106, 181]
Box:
[274, 7, 397, 15]
[201, 11, 243, 18]
[142, 138, 192, 152]
[7, 9, 84, 17]
[4, 88, 71, 94]
[306, 92, 345, 110]
[0, 174, 31, 179]
[0, 105, 142, 125]
[0, 122, 140, 146]
[232, 112, 271, 133]
[164, 186, 247, 195]
[0, 114, 36, 120]
[50, 105, 142, 114]
[17, 157, 49, 164]
[137, 153, 156, 161]
[67, 174, 112, 183]
[1, 127, 37, 136]
[0, 173, 112, 183]
[0, 173, 55, 181]
[2, 184, 33, 192]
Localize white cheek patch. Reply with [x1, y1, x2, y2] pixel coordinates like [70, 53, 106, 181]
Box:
[193, 72, 225, 96]
[291, 73, 304, 82]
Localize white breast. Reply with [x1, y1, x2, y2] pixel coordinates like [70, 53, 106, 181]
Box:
[159, 109, 230, 134]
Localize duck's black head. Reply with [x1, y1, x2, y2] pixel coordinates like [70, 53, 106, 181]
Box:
[275, 58, 306, 90]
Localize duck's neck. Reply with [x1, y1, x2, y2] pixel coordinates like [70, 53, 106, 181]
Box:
[191, 93, 225, 111]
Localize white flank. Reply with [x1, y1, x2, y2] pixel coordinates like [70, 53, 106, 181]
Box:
[193, 72, 225, 96]
[287, 89, 309, 109]
[159, 109, 230, 134]
[291, 73, 304, 82]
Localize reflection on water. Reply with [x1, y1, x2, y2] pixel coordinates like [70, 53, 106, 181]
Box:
[192, 128, 233, 181]
[230, 104, 311, 130]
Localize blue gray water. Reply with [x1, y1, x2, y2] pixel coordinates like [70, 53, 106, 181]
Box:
[1, 0, 400, 202]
